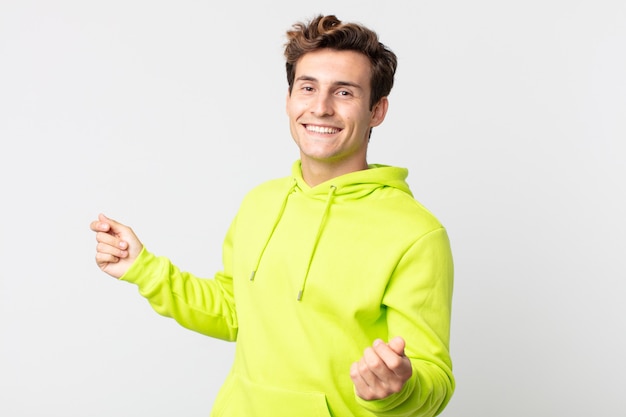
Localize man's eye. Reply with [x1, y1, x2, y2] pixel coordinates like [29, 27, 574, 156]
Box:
[337, 90, 351, 96]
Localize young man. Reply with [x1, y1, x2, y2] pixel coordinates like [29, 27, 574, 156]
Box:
[90, 15, 454, 417]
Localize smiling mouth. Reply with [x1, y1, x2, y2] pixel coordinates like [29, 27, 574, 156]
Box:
[305, 124, 341, 134]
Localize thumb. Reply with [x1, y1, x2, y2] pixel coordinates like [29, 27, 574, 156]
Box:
[388, 336, 406, 356]
[98, 213, 124, 233]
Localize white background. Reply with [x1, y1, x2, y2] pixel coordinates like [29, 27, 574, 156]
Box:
[1, 1, 624, 416]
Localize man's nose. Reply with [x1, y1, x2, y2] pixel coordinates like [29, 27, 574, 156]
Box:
[310, 92, 334, 117]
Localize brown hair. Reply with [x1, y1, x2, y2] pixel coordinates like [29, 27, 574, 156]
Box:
[284, 15, 397, 109]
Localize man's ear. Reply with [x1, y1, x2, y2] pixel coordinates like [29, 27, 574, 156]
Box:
[370, 97, 389, 128]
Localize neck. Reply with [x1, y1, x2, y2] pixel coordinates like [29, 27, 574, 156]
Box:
[300, 158, 369, 187]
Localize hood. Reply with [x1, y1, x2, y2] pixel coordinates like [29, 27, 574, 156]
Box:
[291, 160, 413, 199]
[250, 160, 414, 301]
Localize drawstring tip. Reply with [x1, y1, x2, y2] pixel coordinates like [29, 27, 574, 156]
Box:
[249, 271, 256, 281]
[297, 290, 303, 301]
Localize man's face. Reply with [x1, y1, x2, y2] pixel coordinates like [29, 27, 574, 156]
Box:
[286, 49, 387, 170]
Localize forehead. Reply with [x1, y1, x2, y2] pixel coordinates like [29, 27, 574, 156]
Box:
[294, 49, 372, 86]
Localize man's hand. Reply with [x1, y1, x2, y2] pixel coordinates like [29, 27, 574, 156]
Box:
[350, 336, 413, 400]
[89, 213, 143, 279]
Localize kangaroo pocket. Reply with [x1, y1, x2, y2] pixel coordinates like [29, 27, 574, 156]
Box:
[212, 373, 332, 417]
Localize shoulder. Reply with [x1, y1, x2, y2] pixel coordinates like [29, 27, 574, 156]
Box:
[372, 187, 447, 241]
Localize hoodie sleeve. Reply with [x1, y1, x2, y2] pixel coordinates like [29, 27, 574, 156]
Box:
[357, 227, 455, 417]
[119, 219, 239, 342]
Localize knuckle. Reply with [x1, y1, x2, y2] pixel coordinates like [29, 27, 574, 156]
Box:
[349, 363, 359, 379]
[363, 348, 382, 368]
[365, 355, 382, 369]
[96, 241, 110, 254]
[362, 392, 376, 401]
[386, 356, 403, 369]
[389, 381, 403, 393]
[95, 231, 109, 244]
[357, 361, 370, 374]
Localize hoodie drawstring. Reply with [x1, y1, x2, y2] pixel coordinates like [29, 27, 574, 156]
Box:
[249, 179, 297, 281]
[297, 185, 336, 301]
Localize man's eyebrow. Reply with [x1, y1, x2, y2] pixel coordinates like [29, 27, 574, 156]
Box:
[295, 75, 318, 83]
[295, 75, 363, 90]
[335, 81, 363, 89]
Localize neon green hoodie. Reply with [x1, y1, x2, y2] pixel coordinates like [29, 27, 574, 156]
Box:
[121, 161, 454, 417]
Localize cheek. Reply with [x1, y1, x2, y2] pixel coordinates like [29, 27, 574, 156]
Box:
[287, 101, 305, 119]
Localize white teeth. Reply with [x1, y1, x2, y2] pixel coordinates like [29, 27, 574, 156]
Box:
[306, 125, 339, 134]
